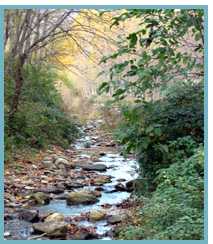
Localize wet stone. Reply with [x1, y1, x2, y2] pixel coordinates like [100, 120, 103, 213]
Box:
[115, 183, 127, 192]
[66, 190, 99, 205]
[82, 164, 107, 172]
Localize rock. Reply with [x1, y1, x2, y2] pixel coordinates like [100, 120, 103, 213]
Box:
[99, 152, 106, 156]
[107, 214, 126, 224]
[32, 221, 68, 237]
[82, 164, 107, 172]
[54, 157, 70, 167]
[30, 192, 50, 205]
[45, 213, 64, 222]
[18, 209, 39, 222]
[115, 183, 127, 192]
[125, 179, 142, 192]
[42, 157, 54, 169]
[66, 191, 98, 205]
[92, 176, 112, 186]
[89, 210, 106, 221]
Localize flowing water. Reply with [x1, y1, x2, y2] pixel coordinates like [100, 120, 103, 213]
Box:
[4, 121, 139, 240]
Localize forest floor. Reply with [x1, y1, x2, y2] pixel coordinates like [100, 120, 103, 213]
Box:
[4, 119, 141, 240]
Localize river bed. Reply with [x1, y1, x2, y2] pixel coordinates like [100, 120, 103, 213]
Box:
[4, 121, 139, 240]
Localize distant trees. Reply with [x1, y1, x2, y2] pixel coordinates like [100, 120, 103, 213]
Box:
[4, 9, 119, 127]
[4, 9, 79, 126]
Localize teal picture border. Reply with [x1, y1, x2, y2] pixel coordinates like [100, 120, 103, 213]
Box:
[0, 4, 208, 243]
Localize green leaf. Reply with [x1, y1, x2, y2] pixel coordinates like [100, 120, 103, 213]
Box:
[128, 33, 138, 48]
[158, 143, 169, 153]
[98, 82, 110, 94]
[112, 88, 126, 97]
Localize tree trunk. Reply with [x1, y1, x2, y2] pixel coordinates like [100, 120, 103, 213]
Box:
[8, 54, 26, 130]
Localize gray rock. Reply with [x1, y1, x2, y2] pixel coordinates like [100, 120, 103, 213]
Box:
[82, 163, 107, 172]
[18, 209, 39, 222]
[65, 181, 85, 190]
[54, 158, 70, 167]
[32, 221, 68, 237]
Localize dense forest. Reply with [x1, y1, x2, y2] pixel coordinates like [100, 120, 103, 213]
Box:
[4, 8, 204, 240]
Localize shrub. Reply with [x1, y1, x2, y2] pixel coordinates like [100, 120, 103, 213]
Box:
[5, 65, 79, 159]
[114, 81, 203, 187]
[117, 146, 204, 240]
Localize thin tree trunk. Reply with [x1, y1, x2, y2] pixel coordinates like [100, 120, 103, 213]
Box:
[8, 54, 26, 130]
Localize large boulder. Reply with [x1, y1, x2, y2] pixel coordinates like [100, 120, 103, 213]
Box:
[32, 221, 68, 237]
[66, 191, 98, 205]
[89, 210, 106, 221]
[45, 213, 65, 223]
[82, 164, 107, 172]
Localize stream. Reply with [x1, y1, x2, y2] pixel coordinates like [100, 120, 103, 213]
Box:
[4, 120, 139, 240]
